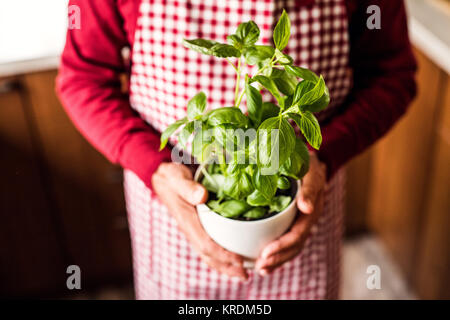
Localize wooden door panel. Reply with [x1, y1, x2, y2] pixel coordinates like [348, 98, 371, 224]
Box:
[21, 71, 132, 288]
[414, 75, 450, 299]
[344, 149, 373, 235]
[0, 79, 66, 297]
[366, 50, 445, 280]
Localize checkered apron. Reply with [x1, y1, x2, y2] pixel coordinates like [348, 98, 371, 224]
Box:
[125, 0, 351, 299]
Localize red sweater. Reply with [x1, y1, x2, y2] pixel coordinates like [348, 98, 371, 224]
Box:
[57, 0, 417, 188]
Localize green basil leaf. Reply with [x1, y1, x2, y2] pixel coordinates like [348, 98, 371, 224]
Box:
[273, 9, 290, 51]
[279, 137, 310, 179]
[284, 65, 319, 82]
[227, 34, 243, 50]
[261, 102, 281, 123]
[275, 48, 293, 65]
[183, 38, 218, 55]
[192, 127, 213, 159]
[296, 141, 310, 178]
[302, 84, 330, 113]
[159, 117, 187, 150]
[207, 107, 248, 127]
[277, 176, 291, 189]
[210, 43, 241, 58]
[244, 164, 256, 176]
[214, 125, 242, 157]
[247, 189, 271, 206]
[257, 116, 296, 170]
[213, 124, 233, 146]
[292, 80, 315, 106]
[178, 121, 195, 148]
[207, 199, 221, 211]
[243, 207, 267, 219]
[207, 162, 216, 174]
[202, 173, 225, 194]
[271, 68, 297, 96]
[244, 45, 274, 65]
[245, 82, 263, 126]
[223, 171, 254, 200]
[297, 75, 326, 107]
[200, 143, 214, 163]
[269, 196, 292, 213]
[256, 61, 274, 76]
[254, 169, 278, 201]
[251, 75, 282, 103]
[284, 95, 294, 109]
[226, 163, 244, 175]
[187, 92, 207, 119]
[236, 21, 260, 46]
[298, 112, 322, 149]
[200, 109, 214, 122]
[216, 200, 251, 218]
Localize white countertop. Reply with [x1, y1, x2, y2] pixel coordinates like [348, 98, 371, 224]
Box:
[407, 0, 450, 75]
[0, 0, 67, 77]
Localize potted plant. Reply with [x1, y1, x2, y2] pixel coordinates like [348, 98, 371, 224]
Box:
[159, 10, 329, 260]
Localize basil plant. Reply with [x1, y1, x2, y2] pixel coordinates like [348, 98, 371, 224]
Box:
[160, 10, 329, 221]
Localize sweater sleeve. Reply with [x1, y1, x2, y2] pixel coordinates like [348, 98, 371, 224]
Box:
[56, 0, 172, 189]
[317, 0, 417, 178]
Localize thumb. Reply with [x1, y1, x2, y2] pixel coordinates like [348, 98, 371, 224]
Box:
[297, 183, 317, 214]
[178, 178, 208, 205]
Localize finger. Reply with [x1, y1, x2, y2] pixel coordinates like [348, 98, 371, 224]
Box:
[176, 199, 244, 267]
[297, 177, 319, 214]
[166, 164, 208, 205]
[202, 238, 244, 267]
[258, 214, 310, 261]
[201, 254, 248, 280]
[171, 198, 246, 280]
[258, 193, 324, 272]
[257, 248, 301, 274]
[297, 156, 326, 215]
[178, 178, 208, 205]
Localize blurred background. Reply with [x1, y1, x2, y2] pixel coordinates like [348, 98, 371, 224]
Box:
[0, 0, 449, 299]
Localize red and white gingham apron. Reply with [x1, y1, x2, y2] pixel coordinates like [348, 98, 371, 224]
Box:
[125, 0, 351, 299]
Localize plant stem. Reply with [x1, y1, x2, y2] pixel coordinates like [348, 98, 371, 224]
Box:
[226, 58, 238, 72]
[254, 54, 277, 77]
[235, 54, 277, 108]
[201, 166, 219, 190]
[234, 58, 241, 106]
[236, 87, 246, 108]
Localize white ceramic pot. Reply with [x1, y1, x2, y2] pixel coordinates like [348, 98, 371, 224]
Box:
[195, 168, 300, 261]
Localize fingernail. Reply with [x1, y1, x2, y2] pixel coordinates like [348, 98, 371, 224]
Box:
[301, 199, 313, 213]
[259, 269, 268, 276]
[255, 261, 263, 270]
[193, 188, 205, 203]
[261, 250, 270, 259]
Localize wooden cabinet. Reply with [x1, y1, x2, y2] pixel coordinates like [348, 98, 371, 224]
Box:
[367, 49, 445, 280]
[0, 80, 66, 297]
[414, 76, 450, 299]
[345, 49, 450, 299]
[0, 71, 132, 297]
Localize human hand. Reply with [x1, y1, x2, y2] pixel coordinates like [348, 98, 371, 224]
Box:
[152, 162, 248, 279]
[255, 153, 327, 275]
